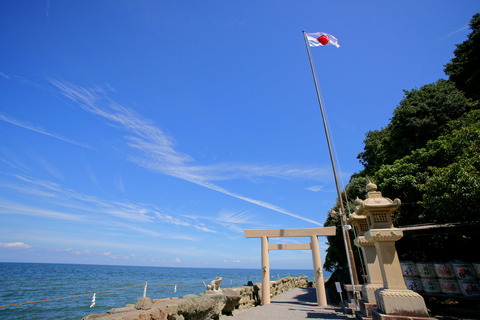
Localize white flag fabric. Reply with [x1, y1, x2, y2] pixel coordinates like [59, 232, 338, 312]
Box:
[305, 32, 340, 48]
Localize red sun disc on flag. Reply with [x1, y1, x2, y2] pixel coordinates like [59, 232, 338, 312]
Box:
[317, 35, 330, 45]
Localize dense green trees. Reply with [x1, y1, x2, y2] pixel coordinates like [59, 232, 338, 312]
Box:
[377, 110, 480, 226]
[358, 80, 478, 175]
[444, 13, 480, 101]
[324, 13, 480, 277]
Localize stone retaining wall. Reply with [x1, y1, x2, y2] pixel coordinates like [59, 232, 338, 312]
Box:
[83, 276, 309, 320]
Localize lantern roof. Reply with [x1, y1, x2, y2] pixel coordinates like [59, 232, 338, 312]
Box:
[348, 212, 367, 224]
[354, 183, 401, 215]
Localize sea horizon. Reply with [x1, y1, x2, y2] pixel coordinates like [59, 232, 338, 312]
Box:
[0, 260, 318, 271]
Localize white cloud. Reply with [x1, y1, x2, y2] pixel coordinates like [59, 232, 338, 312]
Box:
[0, 200, 86, 222]
[0, 242, 32, 248]
[0, 113, 91, 149]
[194, 225, 217, 233]
[0, 146, 31, 173]
[60, 248, 137, 260]
[188, 210, 272, 234]
[50, 79, 324, 226]
[45, 0, 50, 18]
[0, 175, 210, 240]
[305, 185, 324, 192]
[216, 210, 255, 225]
[31, 153, 64, 180]
[186, 163, 329, 182]
[438, 25, 469, 41]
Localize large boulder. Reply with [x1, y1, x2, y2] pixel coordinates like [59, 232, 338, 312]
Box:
[136, 297, 153, 310]
[82, 276, 309, 320]
[176, 293, 226, 320]
[221, 288, 241, 314]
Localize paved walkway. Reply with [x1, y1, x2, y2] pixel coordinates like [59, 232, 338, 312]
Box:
[221, 287, 354, 320]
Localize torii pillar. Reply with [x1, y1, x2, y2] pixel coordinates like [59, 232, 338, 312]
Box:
[245, 227, 336, 306]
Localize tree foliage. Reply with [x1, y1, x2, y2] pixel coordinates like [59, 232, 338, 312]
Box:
[358, 80, 478, 175]
[444, 13, 480, 101]
[375, 110, 480, 227]
[324, 176, 371, 278]
[324, 13, 480, 270]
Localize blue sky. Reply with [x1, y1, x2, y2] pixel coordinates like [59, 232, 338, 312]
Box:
[0, 1, 478, 270]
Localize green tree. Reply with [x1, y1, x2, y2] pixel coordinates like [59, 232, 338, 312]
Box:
[326, 12, 480, 270]
[323, 176, 372, 301]
[418, 110, 480, 223]
[376, 110, 480, 225]
[358, 80, 477, 175]
[374, 110, 480, 261]
[324, 176, 372, 275]
[444, 13, 480, 101]
[358, 128, 390, 175]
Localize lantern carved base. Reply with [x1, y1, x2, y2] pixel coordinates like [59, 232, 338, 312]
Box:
[359, 299, 376, 318]
[372, 309, 436, 320]
[374, 289, 431, 319]
[363, 283, 383, 304]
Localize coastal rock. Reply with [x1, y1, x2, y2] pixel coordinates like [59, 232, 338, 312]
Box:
[221, 288, 241, 314]
[85, 308, 166, 320]
[83, 276, 308, 320]
[176, 293, 226, 320]
[136, 297, 153, 310]
[107, 306, 135, 314]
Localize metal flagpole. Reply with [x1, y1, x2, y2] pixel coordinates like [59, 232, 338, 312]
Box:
[301, 31, 359, 292]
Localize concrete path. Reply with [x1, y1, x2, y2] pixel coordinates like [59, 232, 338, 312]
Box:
[221, 287, 354, 320]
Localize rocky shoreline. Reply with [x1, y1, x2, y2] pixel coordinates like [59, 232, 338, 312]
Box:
[83, 276, 310, 320]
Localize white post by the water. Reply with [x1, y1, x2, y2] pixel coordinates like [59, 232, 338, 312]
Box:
[143, 281, 148, 298]
[302, 31, 359, 295]
[261, 236, 271, 305]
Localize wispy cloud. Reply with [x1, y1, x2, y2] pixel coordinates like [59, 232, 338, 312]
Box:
[4, 175, 161, 223]
[438, 25, 469, 41]
[0, 146, 32, 173]
[214, 210, 257, 233]
[183, 210, 269, 234]
[59, 248, 137, 260]
[0, 200, 87, 222]
[1, 174, 215, 238]
[49, 79, 323, 226]
[0, 242, 32, 248]
[0, 113, 91, 149]
[45, 0, 50, 19]
[305, 185, 324, 192]
[0, 71, 10, 79]
[29, 152, 64, 180]
[187, 163, 329, 182]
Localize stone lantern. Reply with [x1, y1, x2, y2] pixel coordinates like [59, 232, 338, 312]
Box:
[355, 183, 432, 319]
[349, 212, 384, 308]
[349, 212, 369, 237]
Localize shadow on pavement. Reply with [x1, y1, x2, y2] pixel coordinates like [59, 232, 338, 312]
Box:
[272, 288, 348, 319]
[272, 287, 317, 305]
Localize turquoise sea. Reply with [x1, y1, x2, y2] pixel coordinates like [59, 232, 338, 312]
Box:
[0, 263, 326, 320]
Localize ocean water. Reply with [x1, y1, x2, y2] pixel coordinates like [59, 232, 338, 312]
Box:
[0, 263, 324, 320]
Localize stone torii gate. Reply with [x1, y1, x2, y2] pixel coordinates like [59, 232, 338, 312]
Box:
[244, 227, 336, 306]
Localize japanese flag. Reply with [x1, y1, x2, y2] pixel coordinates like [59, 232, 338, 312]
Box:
[306, 32, 340, 48]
